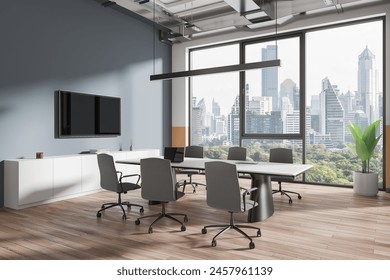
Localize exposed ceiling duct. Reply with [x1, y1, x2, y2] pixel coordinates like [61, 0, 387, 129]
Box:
[97, 0, 385, 44]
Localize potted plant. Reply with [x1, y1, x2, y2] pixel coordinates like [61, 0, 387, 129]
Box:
[347, 120, 382, 196]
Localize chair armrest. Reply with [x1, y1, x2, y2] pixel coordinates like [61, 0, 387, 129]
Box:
[121, 174, 141, 185]
[241, 187, 258, 195]
[241, 187, 259, 211]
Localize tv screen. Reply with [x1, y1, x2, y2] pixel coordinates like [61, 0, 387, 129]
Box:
[58, 90, 121, 137]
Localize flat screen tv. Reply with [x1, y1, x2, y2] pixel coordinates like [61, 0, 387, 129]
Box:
[57, 90, 121, 137]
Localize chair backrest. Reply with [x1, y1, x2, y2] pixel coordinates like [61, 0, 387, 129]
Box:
[269, 148, 293, 182]
[185, 146, 203, 158]
[227, 146, 247, 161]
[140, 158, 178, 202]
[97, 153, 120, 192]
[205, 161, 241, 212]
[269, 148, 293, 164]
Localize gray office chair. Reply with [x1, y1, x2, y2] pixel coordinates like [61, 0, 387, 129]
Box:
[175, 145, 206, 193]
[96, 153, 144, 220]
[227, 146, 247, 160]
[135, 158, 188, 234]
[269, 148, 302, 204]
[201, 161, 261, 249]
[227, 146, 250, 178]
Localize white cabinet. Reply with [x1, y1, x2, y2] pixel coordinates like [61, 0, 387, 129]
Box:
[81, 155, 101, 193]
[4, 159, 53, 205]
[53, 156, 82, 198]
[4, 149, 159, 209]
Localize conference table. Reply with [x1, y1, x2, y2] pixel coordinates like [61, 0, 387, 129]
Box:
[116, 157, 312, 222]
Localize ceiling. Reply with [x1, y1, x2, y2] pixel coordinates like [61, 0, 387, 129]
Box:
[98, 0, 384, 44]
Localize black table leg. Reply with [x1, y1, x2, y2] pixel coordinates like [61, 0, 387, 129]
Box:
[247, 174, 274, 222]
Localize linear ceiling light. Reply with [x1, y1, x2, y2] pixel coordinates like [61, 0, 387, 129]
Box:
[150, 60, 281, 81]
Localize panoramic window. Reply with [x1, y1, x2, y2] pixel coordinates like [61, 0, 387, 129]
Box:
[189, 19, 384, 187]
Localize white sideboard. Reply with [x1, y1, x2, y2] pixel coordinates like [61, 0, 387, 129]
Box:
[4, 149, 160, 209]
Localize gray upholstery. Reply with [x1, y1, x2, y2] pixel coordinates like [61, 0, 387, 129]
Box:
[269, 148, 302, 204]
[205, 162, 242, 212]
[185, 146, 203, 158]
[176, 145, 205, 193]
[202, 161, 261, 249]
[96, 153, 143, 220]
[227, 146, 247, 160]
[140, 157, 179, 202]
[135, 158, 188, 233]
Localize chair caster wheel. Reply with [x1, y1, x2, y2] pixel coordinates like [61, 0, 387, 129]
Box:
[201, 228, 207, 234]
[298, 195, 302, 199]
[181, 225, 186, 231]
[289, 199, 293, 204]
[184, 216, 188, 223]
[135, 219, 140, 225]
[249, 242, 255, 249]
[148, 227, 153, 234]
[211, 240, 217, 247]
[126, 205, 131, 209]
[122, 215, 127, 220]
[257, 230, 261, 237]
[140, 208, 144, 214]
[97, 212, 102, 218]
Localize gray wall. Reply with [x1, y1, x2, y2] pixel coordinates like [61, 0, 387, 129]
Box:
[0, 0, 172, 206]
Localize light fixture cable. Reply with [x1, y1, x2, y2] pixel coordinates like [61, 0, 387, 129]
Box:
[153, 0, 156, 75]
[275, 0, 278, 60]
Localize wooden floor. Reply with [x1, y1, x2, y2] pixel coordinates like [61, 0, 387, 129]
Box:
[1, 177, 390, 260]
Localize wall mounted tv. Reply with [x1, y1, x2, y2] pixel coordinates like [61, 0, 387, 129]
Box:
[57, 90, 121, 138]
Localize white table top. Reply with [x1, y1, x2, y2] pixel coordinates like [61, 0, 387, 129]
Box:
[117, 157, 313, 178]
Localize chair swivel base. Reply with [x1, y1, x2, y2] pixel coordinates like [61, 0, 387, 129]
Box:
[182, 179, 206, 194]
[135, 203, 188, 234]
[272, 183, 302, 204]
[201, 213, 261, 249]
[97, 201, 144, 220]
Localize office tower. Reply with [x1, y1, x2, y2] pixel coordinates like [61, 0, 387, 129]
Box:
[281, 96, 293, 133]
[280, 79, 299, 111]
[248, 96, 272, 115]
[262, 45, 279, 111]
[357, 46, 377, 123]
[306, 107, 312, 144]
[339, 90, 357, 141]
[245, 83, 250, 110]
[191, 106, 202, 145]
[212, 98, 221, 116]
[319, 77, 345, 146]
[246, 111, 283, 134]
[196, 98, 209, 137]
[228, 95, 240, 146]
[286, 111, 300, 134]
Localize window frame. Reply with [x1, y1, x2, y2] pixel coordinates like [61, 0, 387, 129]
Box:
[188, 16, 385, 189]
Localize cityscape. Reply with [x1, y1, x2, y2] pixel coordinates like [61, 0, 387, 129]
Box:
[191, 45, 383, 186]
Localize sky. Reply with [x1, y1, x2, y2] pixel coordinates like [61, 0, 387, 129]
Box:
[191, 20, 383, 115]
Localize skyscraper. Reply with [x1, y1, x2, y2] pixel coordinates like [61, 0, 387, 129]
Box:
[262, 45, 279, 111]
[357, 46, 377, 123]
[319, 77, 345, 146]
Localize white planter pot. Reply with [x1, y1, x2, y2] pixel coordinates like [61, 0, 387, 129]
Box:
[353, 171, 378, 196]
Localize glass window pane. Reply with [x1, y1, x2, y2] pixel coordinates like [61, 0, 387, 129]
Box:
[306, 20, 383, 187]
[244, 37, 300, 135]
[190, 44, 240, 155]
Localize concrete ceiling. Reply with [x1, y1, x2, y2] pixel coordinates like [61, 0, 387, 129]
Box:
[97, 0, 385, 43]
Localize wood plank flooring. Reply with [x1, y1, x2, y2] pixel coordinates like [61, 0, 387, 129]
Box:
[1, 177, 390, 260]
